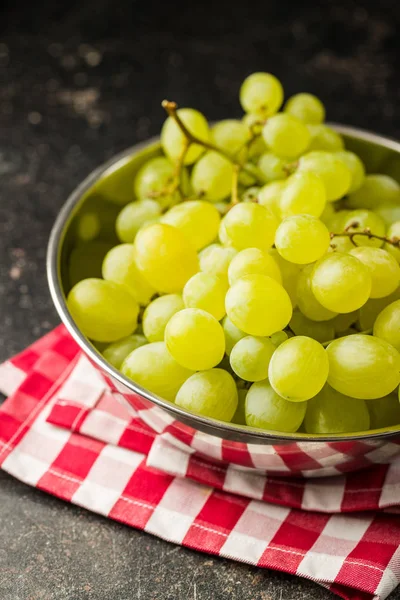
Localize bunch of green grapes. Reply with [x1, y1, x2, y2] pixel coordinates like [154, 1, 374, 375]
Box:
[65, 71, 400, 436]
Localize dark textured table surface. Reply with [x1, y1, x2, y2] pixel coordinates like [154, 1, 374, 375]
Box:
[1, 1, 400, 598]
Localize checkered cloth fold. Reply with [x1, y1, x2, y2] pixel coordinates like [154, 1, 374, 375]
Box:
[0, 325, 399, 600]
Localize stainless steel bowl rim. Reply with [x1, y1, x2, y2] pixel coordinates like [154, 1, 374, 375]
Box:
[47, 123, 400, 444]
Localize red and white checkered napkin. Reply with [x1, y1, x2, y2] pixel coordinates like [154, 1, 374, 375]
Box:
[1, 326, 400, 600]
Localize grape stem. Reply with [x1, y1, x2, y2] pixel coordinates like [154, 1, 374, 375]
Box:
[330, 224, 400, 248]
[321, 328, 373, 347]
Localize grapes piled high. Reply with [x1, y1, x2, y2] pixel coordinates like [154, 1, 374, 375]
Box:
[67, 72, 400, 435]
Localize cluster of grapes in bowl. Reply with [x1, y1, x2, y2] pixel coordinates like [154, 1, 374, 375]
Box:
[67, 72, 400, 436]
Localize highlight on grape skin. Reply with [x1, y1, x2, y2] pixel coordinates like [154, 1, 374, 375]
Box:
[64, 71, 400, 437]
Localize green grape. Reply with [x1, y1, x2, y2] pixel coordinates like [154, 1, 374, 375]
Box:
[161, 108, 210, 165]
[349, 247, 400, 299]
[296, 264, 338, 321]
[346, 174, 400, 210]
[284, 93, 325, 124]
[257, 152, 287, 181]
[230, 336, 276, 382]
[102, 244, 155, 306]
[183, 272, 227, 320]
[290, 310, 335, 343]
[298, 151, 351, 201]
[134, 157, 189, 209]
[67, 278, 139, 343]
[239, 72, 283, 117]
[304, 385, 370, 434]
[329, 236, 354, 253]
[232, 388, 247, 425]
[221, 202, 278, 251]
[245, 380, 306, 432]
[238, 162, 262, 186]
[367, 392, 400, 429]
[262, 114, 310, 159]
[242, 112, 265, 134]
[258, 181, 286, 219]
[358, 287, 400, 330]
[327, 209, 351, 232]
[199, 243, 237, 287]
[134, 223, 199, 293]
[335, 151, 365, 193]
[268, 336, 329, 402]
[375, 204, 400, 227]
[385, 222, 400, 263]
[307, 125, 344, 152]
[279, 171, 326, 218]
[222, 316, 247, 356]
[211, 119, 250, 155]
[341, 209, 386, 248]
[116, 199, 161, 243]
[373, 300, 400, 351]
[319, 202, 335, 226]
[103, 334, 147, 369]
[76, 212, 100, 241]
[311, 253, 371, 313]
[270, 331, 289, 347]
[175, 368, 238, 422]
[68, 241, 113, 288]
[161, 200, 220, 251]
[165, 308, 225, 370]
[191, 151, 233, 202]
[327, 334, 400, 399]
[241, 186, 260, 203]
[228, 247, 282, 285]
[121, 342, 193, 402]
[275, 215, 330, 265]
[269, 249, 301, 309]
[225, 274, 292, 336]
[333, 311, 359, 334]
[142, 294, 184, 342]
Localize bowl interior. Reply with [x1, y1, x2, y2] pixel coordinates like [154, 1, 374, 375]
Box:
[48, 125, 400, 443]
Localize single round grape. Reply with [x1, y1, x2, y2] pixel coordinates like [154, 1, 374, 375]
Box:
[241, 186, 261, 203]
[296, 264, 338, 321]
[68, 241, 113, 288]
[304, 385, 370, 434]
[103, 334, 148, 369]
[225, 274, 292, 336]
[346, 174, 400, 210]
[341, 209, 386, 248]
[311, 253, 372, 313]
[121, 341, 193, 402]
[290, 310, 335, 343]
[239, 72, 283, 117]
[134, 223, 199, 293]
[134, 157, 189, 209]
[232, 388, 247, 425]
[221, 202, 278, 252]
[375, 204, 400, 227]
[275, 215, 330, 265]
[358, 288, 400, 330]
[175, 368, 238, 422]
[373, 300, 400, 352]
[228, 248, 282, 285]
[385, 221, 400, 263]
[269, 249, 301, 309]
[258, 181, 286, 219]
[262, 114, 310, 159]
[257, 152, 287, 181]
[349, 247, 400, 299]
[268, 336, 329, 402]
[190, 151, 233, 202]
[230, 336, 276, 382]
[335, 151, 365, 193]
[142, 294, 184, 342]
[76, 212, 100, 241]
[326, 334, 400, 399]
[270, 330, 289, 347]
[333, 311, 359, 334]
[183, 272, 227, 320]
[67, 278, 139, 342]
[199, 243, 237, 287]
[279, 171, 326, 218]
[298, 151, 351, 201]
[307, 125, 344, 152]
[165, 308, 225, 371]
[211, 119, 250, 155]
[116, 199, 161, 243]
[102, 244, 155, 306]
[367, 392, 400, 429]
[161, 108, 210, 165]
[222, 316, 247, 356]
[284, 93, 325, 124]
[245, 380, 306, 432]
[161, 200, 220, 251]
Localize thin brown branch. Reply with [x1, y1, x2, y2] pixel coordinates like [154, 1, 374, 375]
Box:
[330, 228, 400, 248]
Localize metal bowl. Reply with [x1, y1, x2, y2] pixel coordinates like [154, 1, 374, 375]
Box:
[47, 125, 400, 477]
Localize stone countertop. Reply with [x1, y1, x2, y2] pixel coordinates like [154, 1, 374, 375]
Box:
[0, 0, 399, 598]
